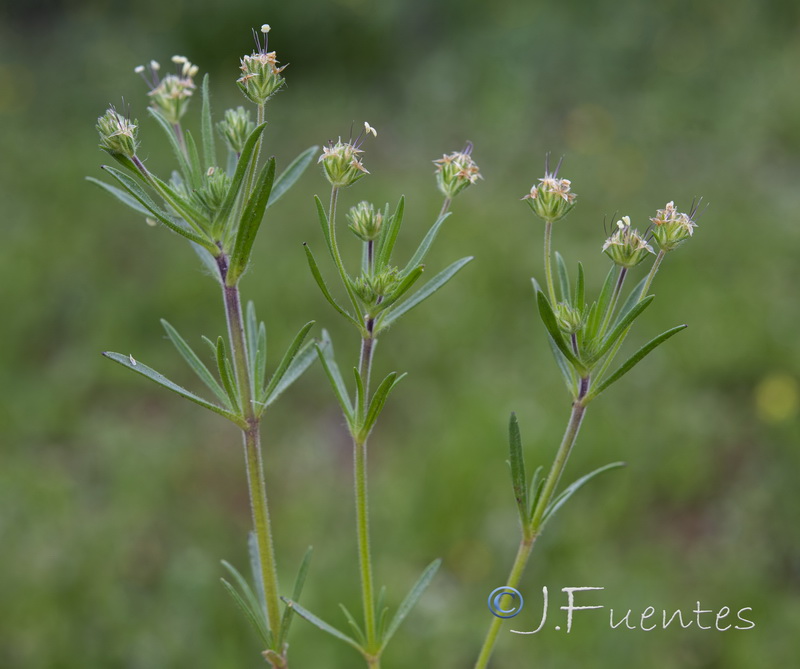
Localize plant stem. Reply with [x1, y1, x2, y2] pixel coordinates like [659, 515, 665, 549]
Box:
[439, 197, 452, 218]
[599, 266, 628, 337]
[543, 221, 557, 305]
[355, 321, 378, 650]
[219, 256, 283, 656]
[592, 250, 666, 388]
[641, 249, 666, 298]
[474, 379, 589, 669]
[328, 187, 365, 323]
[473, 536, 536, 669]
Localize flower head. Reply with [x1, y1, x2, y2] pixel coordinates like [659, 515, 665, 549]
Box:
[433, 142, 481, 199]
[523, 156, 577, 222]
[347, 201, 384, 241]
[237, 24, 287, 105]
[602, 216, 655, 268]
[318, 123, 376, 188]
[353, 267, 401, 308]
[96, 106, 138, 158]
[217, 106, 256, 155]
[650, 201, 698, 252]
[135, 57, 198, 124]
[554, 301, 585, 335]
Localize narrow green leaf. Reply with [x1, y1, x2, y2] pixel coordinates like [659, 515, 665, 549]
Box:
[536, 291, 586, 374]
[147, 107, 192, 181]
[255, 322, 267, 396]
[378, 256, 473, 331]
[277, 546, 313, 647]
[245, 301, 259, 392]
[262, 339, 316, 409]
[146, 170, 209, 236]
[160, 319, 230, 408]
[200, 73, 217, 168]
[613, 276, 648, 328]
[261, 321, 315, 407]
[380, 559, 441, 651]
[282, 599, 363, 652]
[102, 352, 243, 426]
[376, 196, 405, 269]
[304, 244, 360, 328]
[247, 532, 267, 617]
[528, 466, 545, 520]
[221, 577, 272, 647]
[360, 372, 406, 441]
[587, 265, 617, 339]
[555, 251, 570, 302]
[227, 156, 276, 284]
[315, 332, 354, 424]
[314, 195, 333, 258]
[268, 146, 318, 208]
[541, 462, 626, 528]
[400, 209, 451, 276]
[547, 333, 579, 397]
[191, 242, 222, 282]
[588, 295, 655, 363]
[216, 336, 240, 411]
[338, 603, 367, 647]
[375, 265, 425, 312]
[353, 367, 366, 425]
[86, 177, 151, 217]
[184, 130, 203, 189]
[99, 166, 217, 252]
[574, 262, 585, 308]
[507, 412, 528, 528]
[213, 122, 267, 231]
[376, 586, 388, 641]
[589, 325, 687, 399]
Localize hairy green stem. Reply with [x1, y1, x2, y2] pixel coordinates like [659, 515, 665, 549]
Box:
[439, 196, 452, 219]
[599, 266, 628, 338]
[543, 221, 557, 305]
[328, 187, 365, 324]
[355, 323, 378, 652]
[219, 257, 283, 659]
[473, 536, 536, 669]
[593, 250, 666, 387]
[474, 384, 589, 669]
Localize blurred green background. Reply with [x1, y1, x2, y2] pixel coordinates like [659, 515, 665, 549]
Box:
[1, 0, 799, 667]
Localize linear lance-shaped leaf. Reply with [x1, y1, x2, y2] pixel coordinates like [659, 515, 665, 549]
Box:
[102, 352, 244, 427]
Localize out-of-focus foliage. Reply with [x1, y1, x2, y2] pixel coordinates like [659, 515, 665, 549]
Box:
[1, 0, 798, 667]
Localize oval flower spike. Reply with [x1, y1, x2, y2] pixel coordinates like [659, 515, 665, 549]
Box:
[602, 216, 654, 268]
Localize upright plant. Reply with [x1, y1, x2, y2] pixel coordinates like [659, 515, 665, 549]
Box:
[474, 159, 699, 668]
[286, 135, 480, 668]
[90, 26, 320, 668]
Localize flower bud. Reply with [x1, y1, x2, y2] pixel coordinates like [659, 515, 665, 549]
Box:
[523, 161, 577, 222]
[650, 201, 697, 252]
[136, 57, 198, 124]
[602, 216, 654, 268]
[96, 107, 138, 158]
[319, 139, 369, 188]
[353, 267, 400, 308]
[217, 106, 255, 155]
[433, 142, 482, 198]
[192, 167, 232, 220]
[237, 25, 286, 105]
[347, 201, 384, 241]
[554, 302, 584, 335]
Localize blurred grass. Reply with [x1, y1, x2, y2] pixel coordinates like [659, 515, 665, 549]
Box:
[1, 0, 799, 667]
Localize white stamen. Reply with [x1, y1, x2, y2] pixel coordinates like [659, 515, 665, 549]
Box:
[171, 55, 187, 64]
[150, 60, 160, 71]
[261, 24, 271, 33]
[134, 65, 145, 74]
[364, 121, 377, 137]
